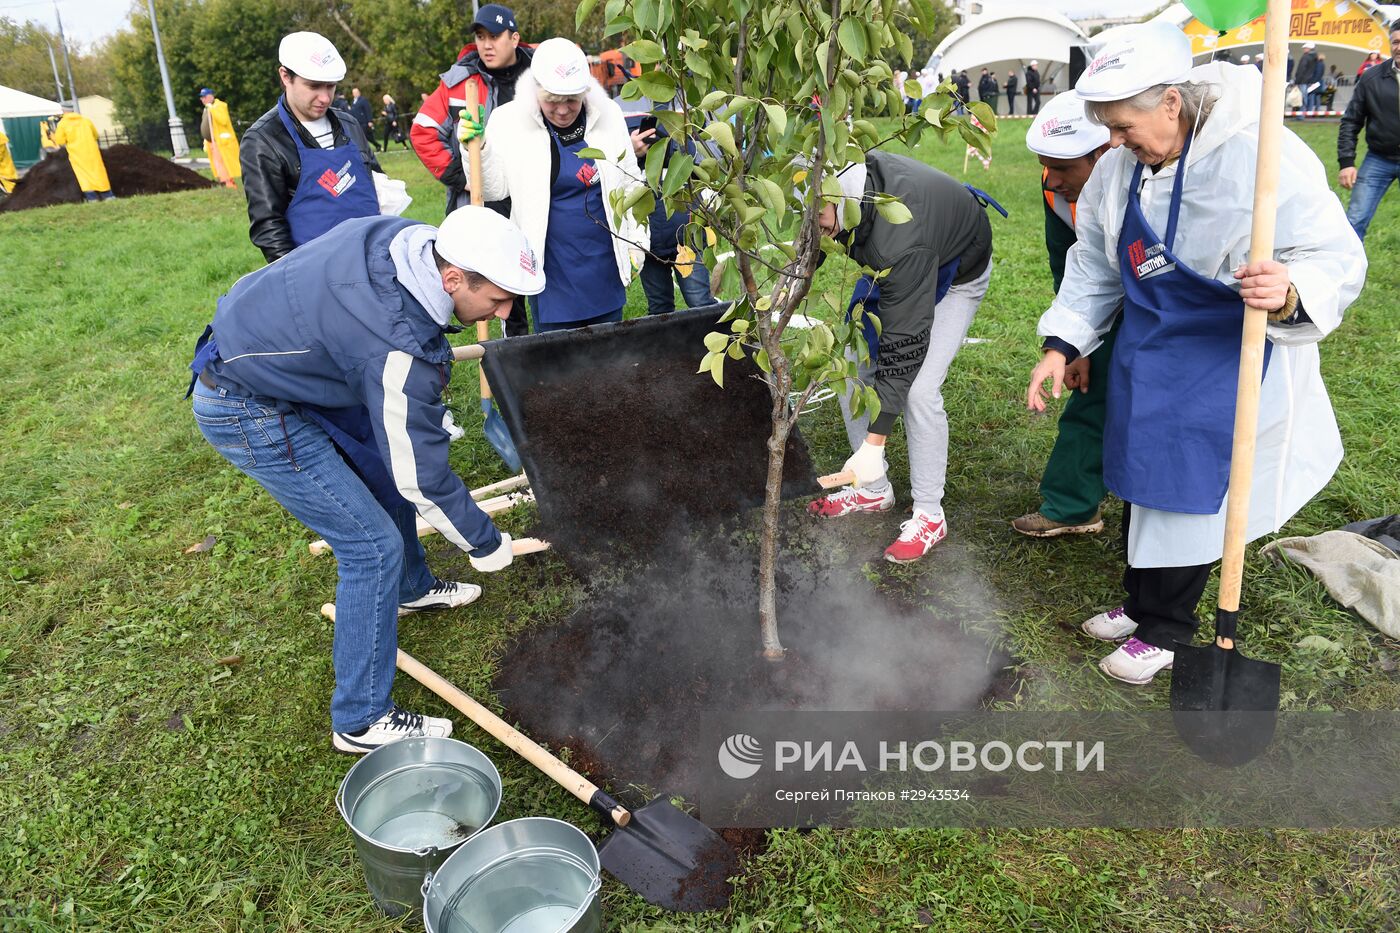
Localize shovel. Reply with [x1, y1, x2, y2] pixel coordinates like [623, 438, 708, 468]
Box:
[462, 84, 523, 474]
[1170, 0, 1286, 766]
[319, 604, 737, 911]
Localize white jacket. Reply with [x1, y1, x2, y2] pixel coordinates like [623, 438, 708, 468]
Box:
[467, 71, 646, 287]
[1039, 62, 1367, 568]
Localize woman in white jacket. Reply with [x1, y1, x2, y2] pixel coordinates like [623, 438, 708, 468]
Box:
[1024, 24, 1366, 686]
[459, 37, 646, 332]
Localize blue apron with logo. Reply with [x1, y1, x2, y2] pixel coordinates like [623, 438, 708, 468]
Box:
[275, 99, 379, 249]
[848, 183, 1006, 359]
[1103, 132, 1271, 515]
[533, 130, 626, 325]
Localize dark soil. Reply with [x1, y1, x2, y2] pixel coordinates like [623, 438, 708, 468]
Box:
[494, 519, 1009, 813]
[0, 145, 212, 213]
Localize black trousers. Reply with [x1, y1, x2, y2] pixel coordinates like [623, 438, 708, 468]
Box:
[1121, 503, 1212, 651]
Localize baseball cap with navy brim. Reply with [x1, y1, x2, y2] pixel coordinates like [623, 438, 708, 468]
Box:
[472, 4, 518, 34]
[199, 87, 214, 97]
[1026, 91, 1111, 159]
[1076, 22, 1193, 104]
[436, 206, 546, 297]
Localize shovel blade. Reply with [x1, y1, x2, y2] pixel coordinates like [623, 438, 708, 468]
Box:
[481, 399, 522, 472]
[596, 798, 738, 912]
[1170, 642, 1281, 766]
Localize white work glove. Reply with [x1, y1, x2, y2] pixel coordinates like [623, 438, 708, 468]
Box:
[469, 532, 513, 573]
[843, 441, 887, 487]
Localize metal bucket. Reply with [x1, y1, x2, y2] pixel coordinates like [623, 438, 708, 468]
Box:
[336, 737, 502, 917]
[423, 817, 603, 933]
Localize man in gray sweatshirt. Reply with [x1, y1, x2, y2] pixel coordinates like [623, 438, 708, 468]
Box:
[808, 150, 997, 563]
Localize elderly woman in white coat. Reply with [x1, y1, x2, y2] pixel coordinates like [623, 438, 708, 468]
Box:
[1025, 24, 1366, 686]
[459, 37, 645, 332]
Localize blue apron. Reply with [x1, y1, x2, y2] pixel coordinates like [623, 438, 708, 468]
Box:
[275, 99, 379, 249]
[1103, 133, 1271, 515]
[847, 184, 1007, 359]
[534, 130, 626, 325]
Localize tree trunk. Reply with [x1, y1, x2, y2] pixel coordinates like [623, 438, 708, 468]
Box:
[757, 394, 792, 660]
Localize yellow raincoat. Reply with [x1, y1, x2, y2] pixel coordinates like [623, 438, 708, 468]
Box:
[40, 118, 58, 151]
[0, 130, 17, 194]
[52, 112, 111, 193]
[202, 98, 241, 181]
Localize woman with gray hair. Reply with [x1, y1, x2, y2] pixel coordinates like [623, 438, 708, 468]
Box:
[459, 37, 645, 332]
[1025, 23, 1366, 687]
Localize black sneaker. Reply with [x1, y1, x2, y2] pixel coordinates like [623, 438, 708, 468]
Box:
[331, 704, 452, 754]
[398, 579, 482, 616]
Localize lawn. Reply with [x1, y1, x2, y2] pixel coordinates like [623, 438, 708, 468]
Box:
[1, 121, 1396, 930]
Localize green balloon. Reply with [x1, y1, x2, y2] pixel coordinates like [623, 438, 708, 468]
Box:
[1184, 0, 1269, 32]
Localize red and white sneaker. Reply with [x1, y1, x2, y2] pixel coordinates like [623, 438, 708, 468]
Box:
[883, 509, 948, 563]
[808, 485, 895, 518]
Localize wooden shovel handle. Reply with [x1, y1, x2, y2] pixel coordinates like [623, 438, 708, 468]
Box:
[310, 524, 546, 558]
[461, 83, 496, 402]
[453, 343, 486, 362]
[1217, 0, 1289, 636]
[319, 603, 629, 827]
[818, 470, 856, 489]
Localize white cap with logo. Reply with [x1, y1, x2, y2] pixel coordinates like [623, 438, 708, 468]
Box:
[1026, 91, 1111, 159]
[531, 37, 591, 96]
[1076, 22, 1194, 103]
[436, 206, 546, 296]
[278, 32, 346, 82]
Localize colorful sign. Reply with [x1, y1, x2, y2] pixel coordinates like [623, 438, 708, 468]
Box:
[1182, 0, 1389, 55]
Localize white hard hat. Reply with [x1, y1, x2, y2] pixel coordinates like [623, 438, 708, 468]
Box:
[1029, 60, 1038, 66]
[1302, 41, 1316, 49]
[278, 32, 346, 82]
[1077, 22, 1193, 103]
[531, 37, 591, 96]
[1026, 91, 1111, 159]
[436, 206, 546, 296]
[1240, 54, 1251, 62]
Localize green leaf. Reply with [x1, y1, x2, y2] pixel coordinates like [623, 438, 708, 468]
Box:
[577, 147, 606, 159]
[621, 39, 665, 64]
[864, 385, 881, 420]
[699, 90, 728, 111]
[635, 0, 660, 31]
[754, 177, 786, 215]
[837, 17, 868, 62]
[660, 153, 694, 199]
[726, 341, 745, 360]
[957, 120, 990, 157]
[907, 0, 939, 37]
[968, 101, 998, 133]
[1296, 635, 1345, 653]
[903, 79, 923, 99]
[576, 0, 602, 30]
[710, 356, 726, 388]
[703, 122, 739, 160]
[654, 110, 686, 141]
[762, 102, 788, 138]
[684, 50, 713, 79]
[874, 199, 913, 224]
[755, 349, 772, 373]
[644, 136, 668, 188]
[897, 31, 914, 65]
[703, 331, 728, 353]
[633, 69, 678, 102]
[697, 350, 717, 374]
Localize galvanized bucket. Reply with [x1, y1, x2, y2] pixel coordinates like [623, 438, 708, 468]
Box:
[337, 737, 502, 917]
[422, 817, 603, 933]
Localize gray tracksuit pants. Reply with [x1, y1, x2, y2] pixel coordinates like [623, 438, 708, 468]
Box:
[838, 261, 990, 516]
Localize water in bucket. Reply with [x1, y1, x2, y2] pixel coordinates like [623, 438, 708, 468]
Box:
[351, 762, 496, 852]
[439, 850, 600, 933]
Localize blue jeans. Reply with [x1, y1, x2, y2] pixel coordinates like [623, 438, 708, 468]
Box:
[191, 382, 435, 733]
[1345, 153, 1400, 241]
[640, 255, 716, 314]
[1303, 89, 1322, 112]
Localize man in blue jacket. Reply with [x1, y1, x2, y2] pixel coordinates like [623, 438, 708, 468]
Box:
[189, 207, 544, 753]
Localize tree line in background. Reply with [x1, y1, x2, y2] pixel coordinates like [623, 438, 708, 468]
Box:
[4, 0, 952, 142]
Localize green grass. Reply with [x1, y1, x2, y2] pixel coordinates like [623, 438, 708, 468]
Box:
[1, 124, 1397, 930]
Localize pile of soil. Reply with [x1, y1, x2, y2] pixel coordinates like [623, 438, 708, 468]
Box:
[494, 520, 1010, 810]
[0, 145, 212, 213]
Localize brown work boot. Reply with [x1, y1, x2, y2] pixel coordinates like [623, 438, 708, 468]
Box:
[1010, 509, 1104, 537]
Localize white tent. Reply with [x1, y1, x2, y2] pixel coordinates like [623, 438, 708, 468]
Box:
[0, 85, 62, 119]
[924, 6, 1089, 97]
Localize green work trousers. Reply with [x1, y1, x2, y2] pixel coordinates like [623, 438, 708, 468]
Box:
[1039, 321, 1119, 524]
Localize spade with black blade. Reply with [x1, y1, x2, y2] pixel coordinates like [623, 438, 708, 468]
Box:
[393, 646, 738, 911]
[1170, 0, 1287, 767]
[463, 84, 522, 474]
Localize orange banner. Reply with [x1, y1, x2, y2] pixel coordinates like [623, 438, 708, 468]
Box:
[1182, 0, 1388, 55]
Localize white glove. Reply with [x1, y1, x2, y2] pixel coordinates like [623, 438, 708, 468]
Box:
[469, 532, 513, 572]
[843, 441, 887, 487]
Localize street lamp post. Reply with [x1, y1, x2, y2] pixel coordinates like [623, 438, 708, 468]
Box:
[145, 0, 189, 157]
[44, 41, 64, 106]
[52, 1, 78, 111]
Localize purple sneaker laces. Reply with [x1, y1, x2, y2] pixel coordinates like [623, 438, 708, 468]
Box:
[1120, 637, 1155, 658]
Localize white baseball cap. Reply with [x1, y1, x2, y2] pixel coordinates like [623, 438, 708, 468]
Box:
[1302, 41, 1316, 49]
[531, 37, 591, 96]
[435, 206, 546, 296]
[1240, 54, 1251, 62]
[1076, 22, 1194, 103]
[278, 32, 346, 82]
[1026, 92, 1111, 159]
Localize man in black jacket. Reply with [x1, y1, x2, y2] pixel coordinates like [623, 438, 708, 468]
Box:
[807, 153, 996, 564]
[1005, 69, 1019, 114]
[240, 32, 382, 264]
[1338, 21, 1400, 241]
[977, 69, 999, 114]
[349, 87, 375, 137]
[1024, 61, 1041, 115]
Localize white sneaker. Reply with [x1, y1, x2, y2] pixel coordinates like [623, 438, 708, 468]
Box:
[1098, 637, 1174, 685]
[399, 579, 482, 616]
[1082, 606, 1139, 641]
[332, 705, 453, 754]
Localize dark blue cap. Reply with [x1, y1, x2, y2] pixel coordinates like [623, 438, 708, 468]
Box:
[472, 4, 517, 33]
[198, 87, 214, 96]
